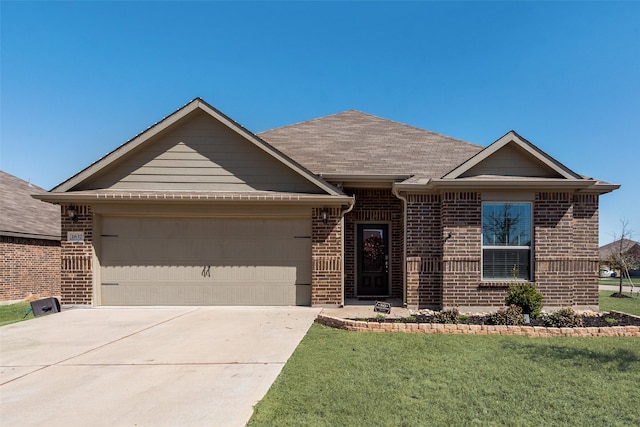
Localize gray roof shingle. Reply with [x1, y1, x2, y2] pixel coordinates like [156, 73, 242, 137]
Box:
[258, 110, 483, 179]
[0, 171, 60, 240]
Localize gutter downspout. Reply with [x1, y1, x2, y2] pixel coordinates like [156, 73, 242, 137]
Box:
[392, 184, 408, 307]
[339, 196, 356, 307]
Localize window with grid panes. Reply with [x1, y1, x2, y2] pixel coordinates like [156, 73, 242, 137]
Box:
[482, 202, 532, 280]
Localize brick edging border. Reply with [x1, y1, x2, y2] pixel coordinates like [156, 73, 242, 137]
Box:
[316, 314, 640, 337]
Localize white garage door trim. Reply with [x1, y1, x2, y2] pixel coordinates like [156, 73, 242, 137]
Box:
[98, 215, 311, 306]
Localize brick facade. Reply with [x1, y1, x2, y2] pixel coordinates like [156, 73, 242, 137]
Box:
[402, 190, 601, 310]
[55, 193, 602, 310]
[0, 236, 61, 301]
[406, 193, 442, 308]
[343, 188, 403, 299]
[60, 205, 94, 305]
[311, 207, 343, 306]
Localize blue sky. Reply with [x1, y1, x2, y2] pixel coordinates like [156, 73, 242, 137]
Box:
[1, 1, 638, 245]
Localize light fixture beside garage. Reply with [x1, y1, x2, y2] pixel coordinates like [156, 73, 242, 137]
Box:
[321, 208, 329, 225]
[66, 206, 78, 223]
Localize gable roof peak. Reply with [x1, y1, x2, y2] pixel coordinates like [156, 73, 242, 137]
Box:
[50, 98, 345, 197]
[442, 130, 582, 180]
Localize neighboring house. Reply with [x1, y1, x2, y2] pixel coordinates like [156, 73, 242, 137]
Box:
[1, 171, 61, 301]
[599, 239, 640, 277]
[34, 98, 619, 310]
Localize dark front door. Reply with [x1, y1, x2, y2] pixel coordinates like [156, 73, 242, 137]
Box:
[357, 224, 389, 296]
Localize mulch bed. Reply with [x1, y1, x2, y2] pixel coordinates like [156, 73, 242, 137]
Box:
[356, 311, 640, 328]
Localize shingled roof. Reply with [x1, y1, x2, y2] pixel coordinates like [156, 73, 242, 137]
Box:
[599, 238, 640, 262]
[0, 171, 60, 240]
[258, 110, 483, 180]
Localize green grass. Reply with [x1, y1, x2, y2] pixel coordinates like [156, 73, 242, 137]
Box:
[599, 291, 640, 316]
[248, 324, 640, 427]
[0, 301, 34, 326]
[599, 277, 640, 286]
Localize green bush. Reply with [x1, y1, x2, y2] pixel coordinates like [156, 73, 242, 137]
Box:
[543, 308, 584, 328]
[432, 308, 459, 324]
[489, 305, 525, 325]
[604, 317, 619, 325]
[505, 283, 543, 318]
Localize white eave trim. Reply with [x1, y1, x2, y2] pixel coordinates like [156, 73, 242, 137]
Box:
[393, 178, 618, 195]
[33, 191, 355, 206]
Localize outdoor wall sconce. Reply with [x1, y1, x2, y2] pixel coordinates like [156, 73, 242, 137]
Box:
[443, 231, 453, 243]
[67, 207, 78, 223]
[321, 208, 329, 225]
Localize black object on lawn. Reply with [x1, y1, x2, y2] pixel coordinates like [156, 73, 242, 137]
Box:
[30, 297, 61, 317]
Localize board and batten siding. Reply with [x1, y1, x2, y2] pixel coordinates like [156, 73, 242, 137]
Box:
[82, 110, 322, 193]
[461, 143, 562, 178]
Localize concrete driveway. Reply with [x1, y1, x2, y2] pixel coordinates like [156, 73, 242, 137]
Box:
[1, 306, 321, 427]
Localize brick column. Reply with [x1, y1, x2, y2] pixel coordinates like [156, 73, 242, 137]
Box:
[572, 194, 599, 307]
[311, 207, 343, 306]
[405, 193, 442, 309]
[60, 205, 93, 305]
[441, 192, 482, 308]
[534, 192, 574, 307]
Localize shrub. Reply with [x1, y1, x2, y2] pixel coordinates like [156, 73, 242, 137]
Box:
[543, 308, 584, 328]
[604, 317, 619, 325]
[432, 308, 459, 324]
[505, 283, 543, 318]
[489, 305, 525, 325]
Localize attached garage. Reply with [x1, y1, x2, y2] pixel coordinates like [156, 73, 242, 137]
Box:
[99, 215, 311, 306]
[35, 99, 353, 307]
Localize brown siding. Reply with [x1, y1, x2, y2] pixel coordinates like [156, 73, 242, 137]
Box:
[0, 236, 61, 301]
[83, 111, 321, 193]
[343, 188, 403, 299]
[311, 207, 342, 306]
[461, 143, 562, 178]
[60, 205, 94, 305]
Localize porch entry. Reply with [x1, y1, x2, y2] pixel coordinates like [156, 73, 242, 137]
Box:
[356, 223, 389, 296]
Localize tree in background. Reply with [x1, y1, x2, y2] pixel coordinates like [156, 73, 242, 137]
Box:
[606, 219, 640, 297]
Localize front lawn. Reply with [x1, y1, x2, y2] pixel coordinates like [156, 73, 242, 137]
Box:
[599, 291, 640, 316]
[0, 301, 34, 326]
[248, 324, 640, 427]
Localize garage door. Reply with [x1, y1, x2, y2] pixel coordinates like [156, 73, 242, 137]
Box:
[99, 216, 311, 306]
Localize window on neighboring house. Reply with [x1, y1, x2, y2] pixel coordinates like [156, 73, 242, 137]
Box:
[482, 202, 532, 280]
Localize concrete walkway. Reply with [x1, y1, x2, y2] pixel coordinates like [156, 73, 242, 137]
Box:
[1, 306, 320, 427]
[599, 284, 637, 294]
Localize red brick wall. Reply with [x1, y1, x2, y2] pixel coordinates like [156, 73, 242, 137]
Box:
[343, 188, 403, 299]
[0, 236, 61, 301]
[572, 194, 599, 306]
[402, 191, 600, 310]
[60, 205, 93, 305]
[534, 192, 574, 306]
[311, 207, 343, 306]
[406, 194, 442, 308]
[440, 192, 486, 308]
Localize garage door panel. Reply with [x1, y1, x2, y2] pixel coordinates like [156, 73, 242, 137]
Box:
[100, 216, 312, 306]
[102, 282, 310, 306]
